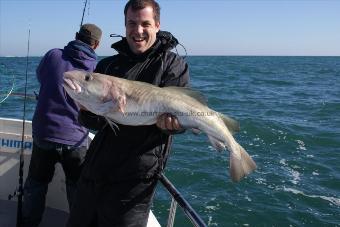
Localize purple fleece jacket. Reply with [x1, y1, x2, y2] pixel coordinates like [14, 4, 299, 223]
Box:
[32, 40, 97, 146]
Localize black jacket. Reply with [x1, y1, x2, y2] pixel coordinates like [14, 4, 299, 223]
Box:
[79, 32, 189, 182]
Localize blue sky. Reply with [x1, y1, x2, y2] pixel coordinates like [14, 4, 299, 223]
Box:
[0, 0, 339, 56]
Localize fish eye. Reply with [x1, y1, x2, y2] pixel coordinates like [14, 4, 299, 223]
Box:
[85, 74, 92, 81]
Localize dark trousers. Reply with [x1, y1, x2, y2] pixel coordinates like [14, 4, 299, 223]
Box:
[67, 177, 158, 227]
[22, 140, 87, 227]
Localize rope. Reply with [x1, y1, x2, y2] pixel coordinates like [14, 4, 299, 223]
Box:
[0, 65, 15, 104]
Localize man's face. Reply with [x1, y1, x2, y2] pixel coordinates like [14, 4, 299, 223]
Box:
[125, 6, 160, 55]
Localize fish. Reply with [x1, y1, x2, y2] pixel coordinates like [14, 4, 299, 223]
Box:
[63, 70, 257, 182]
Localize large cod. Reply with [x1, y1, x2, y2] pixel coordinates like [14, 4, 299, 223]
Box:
[63, 70, 256, 182]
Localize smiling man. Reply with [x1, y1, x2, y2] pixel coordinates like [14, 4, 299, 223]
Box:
[125, 3, 160, 54]
[67, 0, 190, 226]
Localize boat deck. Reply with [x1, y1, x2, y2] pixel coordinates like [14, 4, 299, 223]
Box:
[0, 200, 68, 227]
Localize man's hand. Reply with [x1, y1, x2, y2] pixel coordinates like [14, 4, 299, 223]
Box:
[156, 113, 182, 131]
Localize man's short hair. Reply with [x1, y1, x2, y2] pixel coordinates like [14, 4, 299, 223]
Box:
[124, 0, 160, 24]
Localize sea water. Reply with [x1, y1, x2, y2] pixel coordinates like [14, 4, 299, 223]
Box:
[1, 56, 339, 226]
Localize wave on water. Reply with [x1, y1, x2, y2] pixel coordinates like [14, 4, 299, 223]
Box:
[279, 158, 301, 185]
[283, 187, 340, 207]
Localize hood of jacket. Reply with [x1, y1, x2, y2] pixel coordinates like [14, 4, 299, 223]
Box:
[64, 40, 98, 70]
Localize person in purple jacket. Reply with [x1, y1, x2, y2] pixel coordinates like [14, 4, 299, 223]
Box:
[22, 23, 102, 227]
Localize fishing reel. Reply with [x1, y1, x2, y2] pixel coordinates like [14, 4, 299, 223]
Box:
[157, 30, 187, 57]
[8, 187, 21, 200]
[157, 30, 179, 50]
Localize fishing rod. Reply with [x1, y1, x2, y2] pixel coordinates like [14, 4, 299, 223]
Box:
[80, 0, 89, 26]
[16, 28, 31, 227]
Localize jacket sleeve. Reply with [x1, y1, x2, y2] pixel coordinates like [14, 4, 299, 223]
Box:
[36, 50, 53, 83]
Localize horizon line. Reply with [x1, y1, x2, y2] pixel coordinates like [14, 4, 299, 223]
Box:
[1, 54, 339, 58]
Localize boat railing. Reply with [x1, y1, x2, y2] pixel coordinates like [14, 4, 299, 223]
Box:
[158, 173, 207, 227]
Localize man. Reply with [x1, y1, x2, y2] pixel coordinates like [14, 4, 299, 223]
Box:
[22, 24, 102, 227]
[67, 0, 189, 226]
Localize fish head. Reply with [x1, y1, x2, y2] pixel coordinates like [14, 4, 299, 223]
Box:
[63, 70, 126, 115]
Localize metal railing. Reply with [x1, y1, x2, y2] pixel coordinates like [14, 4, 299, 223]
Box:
[158, 173, 207, 227]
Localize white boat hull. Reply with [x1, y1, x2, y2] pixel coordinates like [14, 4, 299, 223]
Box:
[0, 117, 160, 226]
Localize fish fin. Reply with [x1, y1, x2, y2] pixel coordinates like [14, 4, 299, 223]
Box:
[101, 93, 121, 112]
[104, 117, 120, 135]
[108, 85, 126, 114]
[207, 135, 226, 152]
[219, 114, 240, 134]
[229, 145, 256, 182]
[191, 128, 201, 135]
[163, 87, 207, 105]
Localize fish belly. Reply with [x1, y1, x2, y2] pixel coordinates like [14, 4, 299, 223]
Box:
[106, 100, 160, 126]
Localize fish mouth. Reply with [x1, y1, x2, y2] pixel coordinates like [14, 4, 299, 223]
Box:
[63, 78, 82, 93]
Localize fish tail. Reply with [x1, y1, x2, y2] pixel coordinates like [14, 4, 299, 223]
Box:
[229, 144, 257, 182]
